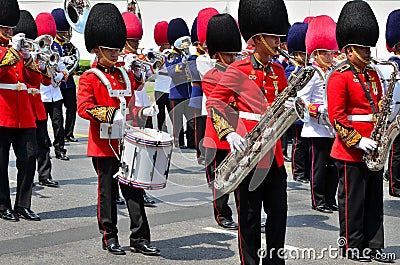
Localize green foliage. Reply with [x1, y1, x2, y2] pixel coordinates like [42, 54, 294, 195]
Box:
[76, 60, 91, 75]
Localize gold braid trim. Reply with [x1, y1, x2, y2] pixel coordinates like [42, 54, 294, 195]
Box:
[211, 107, 235, 140]
[333, 119, 362, 147]
[86, 106, 117, 123]
[0, 48, 20, 67]
[24, 59, 41, 73]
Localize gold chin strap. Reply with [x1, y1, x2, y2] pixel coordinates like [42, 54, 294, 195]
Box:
[99, 47, 117, 66]
[351, 46, 370, 64]
[0, 32, 11, 42]
[259, 34, 277, 56]
[316, 50, 332, 68]
[125, 41, 136, 53]
[217, 53, 227, 65]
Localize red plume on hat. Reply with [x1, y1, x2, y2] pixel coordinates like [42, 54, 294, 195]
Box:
[197, 7, 219, 46]
[305, 15, 338, 55]
[303, 16, 314, 23]
[154, 21, 169, 46]
[35, 12, 56, 38]
[122, 11, 143, 39]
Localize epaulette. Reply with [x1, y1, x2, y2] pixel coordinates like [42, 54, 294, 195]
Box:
[366, 65, 376, 71]
[337, 63, 350, 73]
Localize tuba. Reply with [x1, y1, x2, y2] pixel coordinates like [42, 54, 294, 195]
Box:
[214, 49, 315, 195]
[64, 0, 91, 34]
[363, 58, 400, 171]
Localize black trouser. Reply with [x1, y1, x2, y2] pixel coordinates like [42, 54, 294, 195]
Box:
[170, 98, 195, 147]
[61, 87, 77, 139]
[92, 157, 150, 247]
[334, 160, 384, 252]
[194, 111, 206, 160]
[281, 125, 294, 157]
[36, 119, 52, 182]
[386, 134, 400, 196]
[310, 137, 338, 207]
[155, 91, 172, 132]
[43, 100, 66, 156]
[0, 127, 37, 210]
[236, 160, 287, 265]
[205, 148, 236, 223]
[292, 124, 311, 181]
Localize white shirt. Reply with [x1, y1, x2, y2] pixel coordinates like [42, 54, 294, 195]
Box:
[153, 64, 171, 93]
[40, 61, 67, 102]
[196, 54, 215, 79]
[297, 65, 335, 138]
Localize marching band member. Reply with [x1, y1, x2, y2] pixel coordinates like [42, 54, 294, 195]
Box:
[299, 15, 339, 214]
[35, 12, 70, 161]
[202, 13, 241, 230]
[285, 22, 311, 184]
[77, 3, 159, 255]
[327, 1, 391, 261]
[51, 8, 79, 143]
[122, 11, 157, 207]
[153, 21, 172, 132]
[165, 18, 195, 149]
[383, 9, 400, 198]
[0, 0, 42, 221]
[206, 0, 290, 263]
[13, 10, 58, 188]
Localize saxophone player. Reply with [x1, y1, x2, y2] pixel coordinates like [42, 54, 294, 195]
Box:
[298, 15, 339, 214]
[206, 0, 291, 263]
[383, 9, 400, 198]
[51, 8, 79, 143]
[327, 1, 391, 262]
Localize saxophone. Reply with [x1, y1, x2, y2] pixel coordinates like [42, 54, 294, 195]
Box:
[214, 55, 315, 194]
[363, 58, 400, 171]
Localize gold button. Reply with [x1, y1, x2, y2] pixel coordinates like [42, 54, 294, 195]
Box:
[111, 76, 115, 79]
[16, 73, 19, 76]
[263, 81, 266, 84]
[14, 66, 17, 68]
[113, 82, 116, 86]
[264, 72, 266, 76]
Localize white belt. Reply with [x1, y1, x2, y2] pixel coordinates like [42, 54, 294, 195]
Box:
[347, 114, 374, 122]
[0, 82, 27, 91]
[28, 88, 40, 95]
[239, 111, 262, 121]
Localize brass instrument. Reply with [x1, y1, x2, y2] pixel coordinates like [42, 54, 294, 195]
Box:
[214, 52, 315, 194]
[363, 57, 400, 171]
[64, 0, 91, 34]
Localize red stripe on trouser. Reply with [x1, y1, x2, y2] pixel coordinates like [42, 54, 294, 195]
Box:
[95, 158, 108, 247]
[310, 139, 316, 206]
[344, 162, 349, 249]
[236, 186, 245, 265]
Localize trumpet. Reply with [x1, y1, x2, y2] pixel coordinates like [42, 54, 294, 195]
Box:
[173, 36, 191, 56]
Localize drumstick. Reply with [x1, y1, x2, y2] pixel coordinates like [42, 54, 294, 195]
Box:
[125, 123, 156, 139]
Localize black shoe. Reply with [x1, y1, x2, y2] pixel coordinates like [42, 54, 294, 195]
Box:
[116, 195, 125, 205]
[143, 193, 155, 207]
[389, 192, 400, 198]
[218, 220, 238, 230]
[65, 136, 78, 142]
[130, 244, 160, 256]
[327, 203, 339, 211]
[296, 178, 309, 183]
[55, 153, 70, 161]
[0, 209, 19, 222]
[312, 205, 333, 214]
[369, 249, 394, 263]
[102, 242, 126, 255]
[14, 207, 41, 221]
[39, 179, 59, 188]
[179, 145, 187, 149]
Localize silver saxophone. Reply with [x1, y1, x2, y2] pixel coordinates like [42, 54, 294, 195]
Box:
[214, 49, 315, 194]
[363, 57, 400, 171]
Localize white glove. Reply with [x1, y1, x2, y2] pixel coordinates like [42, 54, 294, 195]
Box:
[284, 97, 295, 109]
[54, 72, 64, 83]
[226, 132, 247, 153]
[355, 137, 377, 153]
[112, 109, 124, 126]
[124, 53, 136, 72]
[38, 60, 46, 71]
[318, 105, 327, 114]
[11, 33, 24, 51]
[142, 104, 159, 117]
[62, 55, 74, 65]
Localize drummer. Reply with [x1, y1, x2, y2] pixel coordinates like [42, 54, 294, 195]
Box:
[77, 3, 160, 256]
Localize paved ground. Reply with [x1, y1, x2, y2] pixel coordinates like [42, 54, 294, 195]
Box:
[1, 115, 399, 265]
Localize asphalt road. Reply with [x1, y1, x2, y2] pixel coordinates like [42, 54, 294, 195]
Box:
[1, 115, 399, 265]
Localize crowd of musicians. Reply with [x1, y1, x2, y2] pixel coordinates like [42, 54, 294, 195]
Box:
[1, 0, 400, 263]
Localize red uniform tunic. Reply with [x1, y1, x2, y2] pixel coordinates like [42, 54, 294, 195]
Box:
[327, 63, 383, 162]
[77, 64, 144, 157]
[0, 47, 42, 128]
[206, 55, 287, 167]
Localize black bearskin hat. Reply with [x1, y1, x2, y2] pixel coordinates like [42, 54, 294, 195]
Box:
[167, 18, 190, 46]
[84, 3, 127, 53]
[0, 0, 20, 28]
[336, 0, 379, 50]
[207, 14, 241, 57]
[238, 0, 289, 42]
[51, 8, 70, 32]
[386, 9, 400, 49]
[14, 10, 37, 39]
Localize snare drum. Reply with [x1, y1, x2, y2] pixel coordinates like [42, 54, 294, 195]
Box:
[116, 127, 173, 190]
